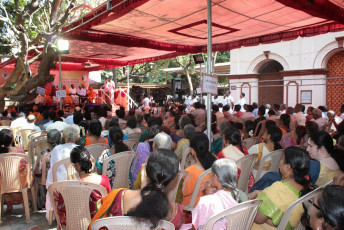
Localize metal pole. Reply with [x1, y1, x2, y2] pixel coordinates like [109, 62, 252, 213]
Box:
[127, 65, 130, 110]
[206, 0, 212, 149]
[59, 54, 62, 110]
[200, 63, 202, 104]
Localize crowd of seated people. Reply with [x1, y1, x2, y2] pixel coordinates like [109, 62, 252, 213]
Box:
[0, 97, 343, 230]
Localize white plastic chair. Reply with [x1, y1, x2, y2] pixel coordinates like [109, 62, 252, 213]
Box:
[29, 137, 49, 169]
[123, 139, 138, 151]
[204, 199, 262, 230]
[183, 168, 211, 211]
[85, 143, 109, 168]
[0, 126, 10, 131]
[102, 151, 136, 189]
[128, 132, 141, 143]
[52, 157, 79, 183]
[180, 147, 195, 170]
[235, 154, 258, 194]
[255, 149, 284, 180]
[242, 137, 258, 150]
[277, 186, 323, 230]
[16, 129, 36, 151]
[91, 216, 175, 230]
[48, 181, 108, 230]
[0, 153, 37, 223]
[166, 170, 187, 202]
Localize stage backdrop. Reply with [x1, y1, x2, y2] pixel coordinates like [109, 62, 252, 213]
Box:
[0, 66, 89, 89]
[51, 70, 89, 88]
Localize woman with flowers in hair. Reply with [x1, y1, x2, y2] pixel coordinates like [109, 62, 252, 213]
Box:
[249, 146, 314, 229]
[89, 149, 183, 229]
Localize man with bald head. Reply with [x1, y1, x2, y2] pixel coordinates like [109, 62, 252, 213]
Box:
[24, 114, 41, 131]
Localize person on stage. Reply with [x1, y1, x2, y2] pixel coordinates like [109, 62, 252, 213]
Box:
[104, 78, 115, 104]
[69, 84, 79, 104]
[87, 87, 97, 104]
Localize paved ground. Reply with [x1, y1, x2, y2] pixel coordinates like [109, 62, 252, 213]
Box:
[0, 205, 57, 230]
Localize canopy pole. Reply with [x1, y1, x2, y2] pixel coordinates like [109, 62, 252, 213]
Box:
[127, 65, 130, 109]
[59, 54, 63, 110]
[206, 0, 213, 150]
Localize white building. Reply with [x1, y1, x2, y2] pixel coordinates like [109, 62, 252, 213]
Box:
[228, 31, 344, 113]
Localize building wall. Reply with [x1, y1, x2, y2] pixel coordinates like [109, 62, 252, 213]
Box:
[229, 31, 344, 110]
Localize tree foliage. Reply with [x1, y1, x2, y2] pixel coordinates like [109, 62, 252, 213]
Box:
[0, 0, 100, 111]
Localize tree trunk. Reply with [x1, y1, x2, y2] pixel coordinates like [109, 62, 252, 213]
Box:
[185, 68, 193, 95]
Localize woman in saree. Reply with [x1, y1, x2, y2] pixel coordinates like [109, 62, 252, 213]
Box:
[217, 127, 255, 191]
[248, 126, 282, 177]
[89, 149, 183, 230]
[54, 146, 111, 227]
[0, 129, 28, 213]
[181, 158, 243, 230]
[306, 131, 341, 186]
[249, 146, 314, 230]
[182, 132, 217, 207]
[280, 125, 307, 149]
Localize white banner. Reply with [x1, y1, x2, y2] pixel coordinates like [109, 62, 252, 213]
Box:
[202, 74, 218, 95]
[36, 87, 45, 95]
[56, 90, 66, 98]
[196, 87, 202, 94]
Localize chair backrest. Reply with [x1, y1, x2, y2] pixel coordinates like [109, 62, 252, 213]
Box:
[253, 120, 265, 137]
[183, 168, 211, 211]
[0, 153, 32, 194]
[48, 181, 108, 230]
[180, 147, 195, 170]
[236, 154, 258, 193]
[39, 151, 52, 186]
[16, 129, 35, 151]
[102, 151, 136, 189]
[85, 144, 110, 164]
[276, 186, 323, 230]
[0, 120, 11, 126]
[204, 199, 263, 230]
[29, 138, 50, 168]
[128, 133, 141, 143]
[28, 131, 47, 152]
[242, 137, 258, 150]
[91, 216, 175, 230]
[123, 139, 137, 151]
[52, 157, 79, 182]
[0, 126, 10, 131]
[255, 149, 284, 180]
[12, 127, 22, 146]
[166, 170, 187, 203]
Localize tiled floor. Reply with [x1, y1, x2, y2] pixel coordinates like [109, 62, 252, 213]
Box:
[0, 205, 57, 230]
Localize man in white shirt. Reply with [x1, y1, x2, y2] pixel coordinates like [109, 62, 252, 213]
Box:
[190, 94, 198, 107]
[280, 104, 287, 115]
[69, 84, 79, 104]
[77, 84, 87, 104]
[294, 104, 306, 126]
[312, 108, 327, 130]
[213, 95, 219, 105]
[23, 115, 41, 131]
[104, 78, 116, 104]
[222, 90, 234, 110]
[10, 112, 28, 129]
[237, 92, 246, 112]
[142, 94, 150, 110]
[43, 111, 57, 130]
